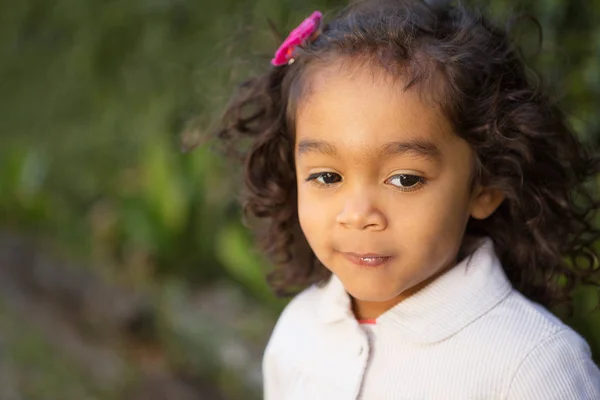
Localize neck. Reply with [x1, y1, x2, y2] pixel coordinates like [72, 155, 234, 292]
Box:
[352, 296, 404, 320]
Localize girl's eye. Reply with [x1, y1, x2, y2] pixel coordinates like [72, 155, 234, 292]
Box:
[385, 174, 425, 191]
[306, 172, 342, 186]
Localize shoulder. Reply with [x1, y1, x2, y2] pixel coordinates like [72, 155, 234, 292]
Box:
[487, 291, 600, 398]
[264, 283, 325, 356]
[271, 284, 323, 337]
[506, 326, 600, 399]
[488, 290, 572, 347]
[262, 283, 329, 395]
[492, 290, 591, 349]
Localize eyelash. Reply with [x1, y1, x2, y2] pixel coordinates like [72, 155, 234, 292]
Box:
[305, 172, 342, 189]
[305, 172, 427, 192]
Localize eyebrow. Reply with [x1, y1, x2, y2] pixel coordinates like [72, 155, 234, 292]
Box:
[297, 139, 338, 158]
[379, 139, 442, 161]
[296, 138, 442, 161]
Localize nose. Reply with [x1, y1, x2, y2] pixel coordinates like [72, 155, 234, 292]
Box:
[336, 190, 387, 231]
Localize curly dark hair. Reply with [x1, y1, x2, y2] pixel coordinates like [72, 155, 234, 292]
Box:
[216, 0, 600, 311]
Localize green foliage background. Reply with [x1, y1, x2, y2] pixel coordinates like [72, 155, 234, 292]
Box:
[0, 0, 599, 398]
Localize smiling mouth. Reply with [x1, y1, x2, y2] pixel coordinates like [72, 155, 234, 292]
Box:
[340, 252, 393, 267]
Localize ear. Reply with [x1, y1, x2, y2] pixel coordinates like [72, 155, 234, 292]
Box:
[470, 185, 505, 220]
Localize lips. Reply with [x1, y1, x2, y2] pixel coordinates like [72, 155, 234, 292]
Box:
[340, 252, 393, 267]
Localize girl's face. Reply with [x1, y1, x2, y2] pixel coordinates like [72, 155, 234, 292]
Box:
[294, 62, 502, 318]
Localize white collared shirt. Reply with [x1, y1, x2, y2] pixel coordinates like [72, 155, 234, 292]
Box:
[263, 239, 600, 399]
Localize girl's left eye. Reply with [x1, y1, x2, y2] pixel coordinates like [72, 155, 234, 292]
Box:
[385, 174, 426, 191]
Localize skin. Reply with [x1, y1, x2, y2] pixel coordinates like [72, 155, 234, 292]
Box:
[294, 61, 504, 320]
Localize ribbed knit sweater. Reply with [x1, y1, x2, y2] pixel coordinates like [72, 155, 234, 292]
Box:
[262, 239, 600, 399]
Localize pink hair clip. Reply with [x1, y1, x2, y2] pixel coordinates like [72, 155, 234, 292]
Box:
[271, 11, 323, 67]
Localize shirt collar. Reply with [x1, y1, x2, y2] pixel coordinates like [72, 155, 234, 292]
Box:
[317, 238, 513, 343]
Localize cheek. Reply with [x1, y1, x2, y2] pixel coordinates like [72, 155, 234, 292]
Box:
[296, 186, 323, 241]
[401, 180, 473, 237]
[297, 186, 340, 260]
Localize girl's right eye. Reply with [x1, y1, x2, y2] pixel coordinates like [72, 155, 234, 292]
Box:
[305, 172, 342, 187]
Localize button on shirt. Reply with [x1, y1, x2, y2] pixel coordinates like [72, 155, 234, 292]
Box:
[262, 239, 600, 399]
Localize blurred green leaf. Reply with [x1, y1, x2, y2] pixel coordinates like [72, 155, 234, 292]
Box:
[216, 223, 274, 303]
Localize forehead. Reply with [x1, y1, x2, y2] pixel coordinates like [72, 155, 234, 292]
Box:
[294, 60, 455, 153]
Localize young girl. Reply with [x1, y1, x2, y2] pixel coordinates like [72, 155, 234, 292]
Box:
[216, 0, 600, 398]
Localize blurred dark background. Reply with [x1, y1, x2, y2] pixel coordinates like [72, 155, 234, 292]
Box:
[0, 0, 598, 399]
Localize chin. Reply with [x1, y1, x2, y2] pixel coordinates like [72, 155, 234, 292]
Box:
[345, 285, 404, 303]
